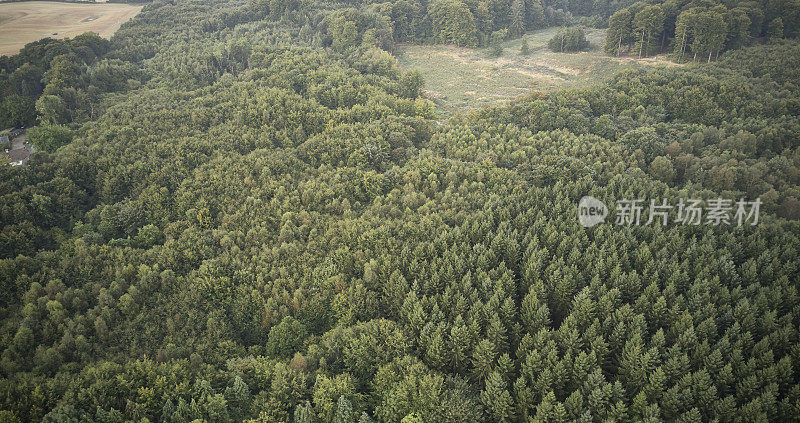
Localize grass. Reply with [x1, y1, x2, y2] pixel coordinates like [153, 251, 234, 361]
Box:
[394, 27, 678, 115]
[0, 1, 142, 56]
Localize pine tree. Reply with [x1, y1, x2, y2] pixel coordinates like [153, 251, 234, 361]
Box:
[513, 377, 534, 421]
[489, 29, 507, 57]
[481, 371, 515, 422]
[449, 315, 471, 372]
[486, 314, 508, 352]
[525, 0, 546, 30]
[564, 390, 584, 420]
[424, 326, 446, 370]
[332, 396, 354, 423]
[619, 335, 648, 395]
[188, 399, 202, 422]
[510, 0, 526, 38]
[224, 376, 251, 420]
[401, 413, 423, 423]
[161, 399, 175, 423]
[172, 398, 197, 423]
[520, 37, 530, 55]
[521, 284, 550, 333]
[533, 391, 567, 422]
[472, 339, 497, 381]
[294, 401, 314, 423]
[767, 18, 783, 42]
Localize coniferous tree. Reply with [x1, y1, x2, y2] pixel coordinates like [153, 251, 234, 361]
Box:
[161, 399, 175, 423]
[224, 376, 251, 420]
[767, 17, 784, 42]
[332, 396, 355, 423]
[510, 0, 526, 38]
[481, 371, 515, 422]
[294, 401, 314, 423]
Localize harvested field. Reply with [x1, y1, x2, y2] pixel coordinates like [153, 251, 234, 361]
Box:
[0, 1, 142, 56]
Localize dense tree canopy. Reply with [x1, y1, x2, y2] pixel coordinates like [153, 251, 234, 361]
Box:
[0, 0, 799, 422]
[604, 0, 799, 61]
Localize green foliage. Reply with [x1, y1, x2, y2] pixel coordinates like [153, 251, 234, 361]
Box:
[520, 37, 530, 55]
[430, 0, 479, 47]
[547, 27, 589, 52]
[489, 29, 508, 57]
[0, 33, 111, 127]
[399, 70, 424, 99]
[27, 124, 73, 153]
[605, 9, 633, 55]
[294, 401, 314, 423]
[632, 5, 664, 58]
[401, 412, 424, 423]
[0, 95, 36, 129]
[325, 9, 394, 52]
[509, 0, 525, 38]
[648, 155, 675, 183]
[0, 0, 798, 422]
[481, 371, 514, 422]
[332, 395, 355, 423]
[266, 316, 308, 357]
[767, 17, 784, 42]
[605, 0, 794, 62]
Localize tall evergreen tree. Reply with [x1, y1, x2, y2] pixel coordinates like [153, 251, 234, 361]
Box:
[767, 17, 784, 42]
[294, 401, 314, 423]
[510, 0, 526, 38]
[481, 371, 515, 422]
[332, 396, 355, 423]
[224, 376, 251, 420]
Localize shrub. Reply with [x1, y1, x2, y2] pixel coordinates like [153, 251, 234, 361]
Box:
[548, 27, 589, 52]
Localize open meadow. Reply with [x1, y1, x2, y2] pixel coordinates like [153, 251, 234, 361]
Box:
[0, 1, 142, 56]
[395, 27, 679, 114]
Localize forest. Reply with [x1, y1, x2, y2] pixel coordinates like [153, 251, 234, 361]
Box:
[603, 0, 798, 61]
[0, 0, 799, 421]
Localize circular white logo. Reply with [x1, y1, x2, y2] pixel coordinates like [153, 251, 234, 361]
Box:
[578, 196, 608, 227]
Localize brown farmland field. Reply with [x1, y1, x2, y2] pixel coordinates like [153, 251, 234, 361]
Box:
[0, 1, 142, 56]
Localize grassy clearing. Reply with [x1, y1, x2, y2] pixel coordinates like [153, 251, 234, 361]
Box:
[0, 1, 142, 56]
[395, 27, 678, 115]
